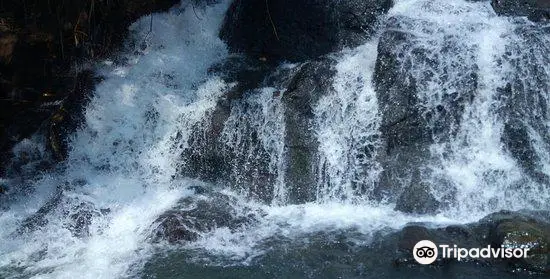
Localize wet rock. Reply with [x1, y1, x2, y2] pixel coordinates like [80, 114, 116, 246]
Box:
[374, 30, 429, 151]
[180, 55, 280, 203]
[150, 190, 260, 243]
[373, 29, 432, 203]
[65, 202, 110, 238]
[151, 211, 201, 242]
[282, 58, 336, 203]
[182, 58, 336, 204]
[392, 224, 485, 268]
[480, 211, 550, 272]
[395, 171, 440, 214]
[220, 0, 392, 62]
[373, 19, 477, 204]
[16, 188, 109, 237]
[375, 144, 426, 202]
[501, 119, 536, 168]
[17, 189, 64, 234]
[208, 54, 276, 99]
[1, 70, 97, 178]
[497, 26, 550, 184]
[47, 71, 98, 161]
[491, 0, 550, 21]
[0, 184, 5, 195]
[144, 211, 549, 278]
[501, 118, 550, 185]
[374, 27, 473, 152]
[0, 33, 17, 64]
[180, 90, 277, 203]
[181, 118, 231, 185]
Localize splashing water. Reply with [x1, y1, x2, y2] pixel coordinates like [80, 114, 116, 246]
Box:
[314, 42, 382, 202]
[0, 1, 231, 278]
[1, 0, 550, 277]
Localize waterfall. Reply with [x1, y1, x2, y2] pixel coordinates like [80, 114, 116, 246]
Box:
[0, 2, 232, 278]
[1, 0, 549, 277]
[314, 42, 382, 202]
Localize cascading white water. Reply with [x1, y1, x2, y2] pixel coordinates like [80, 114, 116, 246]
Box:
[186, 0, 550, 262]
[314, 42, 382, 202]
[312, 0, 550, 219]
[1, 0, 550, 276]
[0, 2, 232, 278]
[390, 0, 550, 218]
[221, 87, 287, 204]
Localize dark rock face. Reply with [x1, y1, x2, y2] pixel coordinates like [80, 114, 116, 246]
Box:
[181, 57, 336, 204]
[374, 23, 476, 151]
[374, 30, 427, 149]
[16, 189, 110, 237]
[492, 0, 550, 21]
[66, 202, 110, 238]
[394, 171, 440, 214]
[17, 190, 64, 234]
[208, 55, 276, 98]
[150, 189, 260, 243]
[498, 27, 550, 185]
[180, 56, 279, 203]
[2, 71, 98, 178]
[479, 211, 550, 272]
[373, 17, 478, 211]
[184, 0, 392, 204]
[47, 71, 98, 161]
[501, 118, 549, 184]
[220, 0, 392, 62]
[373, 29, 432, 207]
[282, 58, 336, 203]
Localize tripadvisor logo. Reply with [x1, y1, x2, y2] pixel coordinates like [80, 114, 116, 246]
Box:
[413, 240, 438, 264]
[413, 240, 530, 265]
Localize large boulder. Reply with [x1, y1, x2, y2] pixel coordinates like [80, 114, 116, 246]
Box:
[501, 118, 550, 184]
[373, 29, 432, 205]
[282, 58, 336, 203]
[374, 30, 428, 151]
[492, 0, 550, 21]
[220, 0, 392, 62]
[373, 17, 477, 207]
[182, 0, 394, 204]
[150, 188, 260, 243]
[181, 56, 336, 205]
[479, 211, 550, 272]
[497, 26, 550, 184]
[180, 56, 279, 203]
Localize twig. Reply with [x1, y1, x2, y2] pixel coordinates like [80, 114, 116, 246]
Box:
[265, 0, 279, 41]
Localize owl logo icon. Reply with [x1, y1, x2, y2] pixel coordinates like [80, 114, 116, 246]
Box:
[413, 240, 438, 264]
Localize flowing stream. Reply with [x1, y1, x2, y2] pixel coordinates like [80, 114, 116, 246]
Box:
[1, 0, 549, 278]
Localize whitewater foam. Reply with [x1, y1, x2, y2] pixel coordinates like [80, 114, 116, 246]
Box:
[1, 0, 550, 276]
[0, 1, 231, 278]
